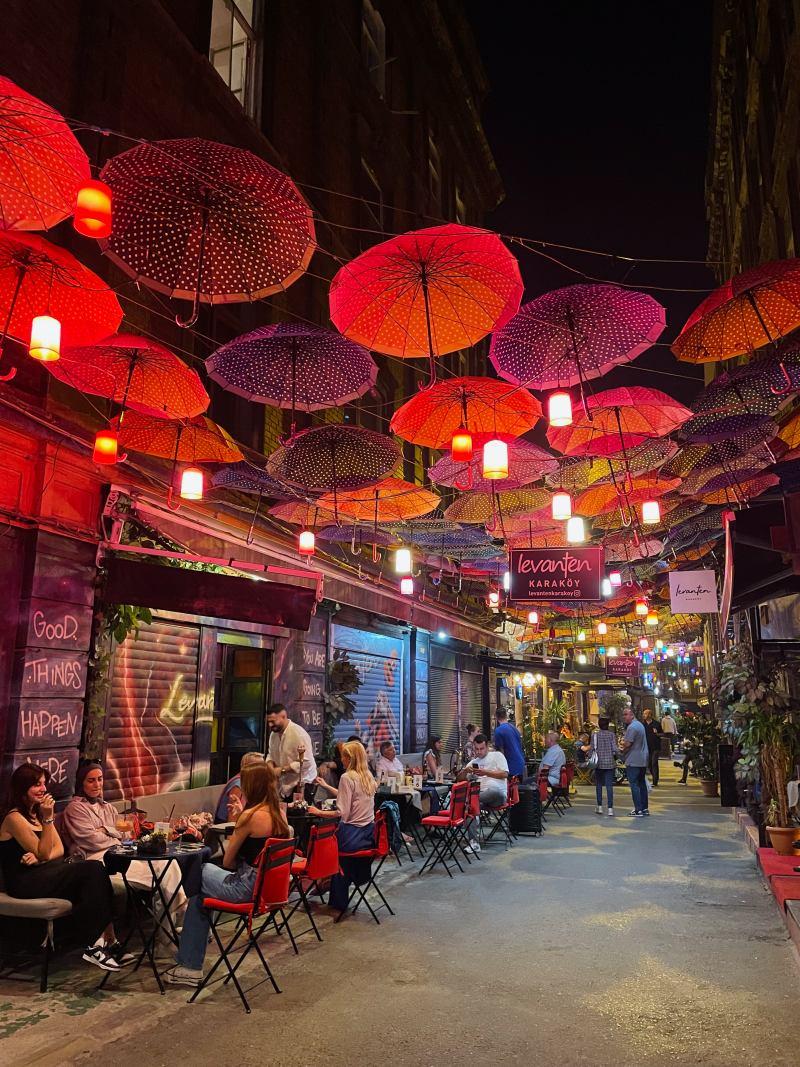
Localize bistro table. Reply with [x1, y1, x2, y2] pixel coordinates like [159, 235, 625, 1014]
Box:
[102, 842, 211, 994]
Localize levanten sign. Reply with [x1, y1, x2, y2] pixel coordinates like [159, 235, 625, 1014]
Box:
[509, 547, 603, 603]
[668, 569, 718, 614]
[606, 656, 639, 679]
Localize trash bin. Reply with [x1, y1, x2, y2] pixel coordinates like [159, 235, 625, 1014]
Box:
[509, 783, 542, 836]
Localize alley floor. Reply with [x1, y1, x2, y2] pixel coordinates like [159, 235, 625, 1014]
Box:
[1, 763, 797, 1067]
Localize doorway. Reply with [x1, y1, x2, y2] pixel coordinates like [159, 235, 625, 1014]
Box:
[211, 643, 271, 784]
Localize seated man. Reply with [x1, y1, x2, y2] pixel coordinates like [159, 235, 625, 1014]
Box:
[458, 733, 509, 853]
[540, 730, 566, 787]
[214, 751, 265, 821]
[376, 740, 404, 779]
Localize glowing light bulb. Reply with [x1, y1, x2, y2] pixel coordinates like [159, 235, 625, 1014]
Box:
[29, 315, 61, 362]
[598, 621, 608, 635]
[577, 629, 586, 642]
[577, 653, 587, 665]
[488, 590, 500, 607]
[642, 499, 661, 525]
[451, 429, 473, 463]
[298, 529, 316, 556]
[179, 466, 204, 500]
[635, 598, 648, 616]
[482, 439, 509, 480]
[547, 391, 573, 427]
[639, 637, 649, 650]
[566, 515, 585, 543]
[503, 570, 510, 592]
[394, 547, 412, 574]
[609, 570, 622, 587]
[601, 577, 612, 597]
[552, 491, 572, 521]
[607, 647, 618, 657]
[74, 179, 113, 238]
[527, 610, 539, 625]
[646, 611, 658, 627]
[93, 427, 118, 465]
[400, 576, 414, 595]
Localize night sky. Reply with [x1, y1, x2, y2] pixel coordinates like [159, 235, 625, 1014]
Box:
[464, 1, 714, 405]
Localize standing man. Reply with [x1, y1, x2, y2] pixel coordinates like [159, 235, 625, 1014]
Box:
[620, 706, 649, 817]
[493, 708, 527, 780]
[642, 709, 662, 787]
[266, 703, 318, 802]
[660, 709, 677, 750]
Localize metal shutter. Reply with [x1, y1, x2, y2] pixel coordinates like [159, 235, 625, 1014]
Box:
[459, 664, 483, 735]
[429, 647, 459, 753]
[330, 624, 403, 759]
[104, 619, 200, 803]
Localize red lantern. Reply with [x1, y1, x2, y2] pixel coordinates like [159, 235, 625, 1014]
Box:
[29, 315, 61, 362]
[74, 180, 113, 238]
[298, 529, 316, 556]
[400, 576, 414, 595]
[93, 427, 118, 465]
[450, 428, 473, 463]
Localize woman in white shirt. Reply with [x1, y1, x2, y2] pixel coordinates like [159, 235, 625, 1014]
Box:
[310, 741, 376, 913]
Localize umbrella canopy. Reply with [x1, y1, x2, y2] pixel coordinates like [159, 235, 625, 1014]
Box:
[329, 224, 523, 379]
[265, 424, 400, 495]
[391, 522, 490, 550]
[205, 323, 377, 417]
[604, 538, 664, 563]
[0, 231, 122, 349]
[268, 500, 336, 526]
[696, 473, 778, 505]
[687, 467, 766, 496]
[390, 375, 540, 448]
[211, 464, 295, 499]
[679, 453, 772, 496]
[547, 387, 692, 457]
[489, 283, 665, 391]
[673, 258, 800, 363]
[113, 412, 243, 463]
[547, 438, 678, 492]
[0, 77, 90, 231]
[317, 525, 398, 547]
[48, 334, 208, 419]
[428, 435, 557, 491]
[575, 475, 681, 517]
[100, 138, 315, 323]
[443, 488, 551, 525]
[321, 477, 439, 523]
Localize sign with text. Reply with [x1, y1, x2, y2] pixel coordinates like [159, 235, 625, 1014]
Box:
[606, 656, 639, 679]
[509, 547, 603, 603]
[11, 748, 80, 800]
[669, 569, 719, 614]
[22, 597, 93, 651]
[14, 700, 84, 750]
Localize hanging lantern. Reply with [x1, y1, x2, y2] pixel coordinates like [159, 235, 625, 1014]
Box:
[394, 546, 412, 574]
[597, 621, 608, 635]
[92, 427, 118, 465]
[577, 629, 586, 642]
[635, 598, 648, 616]
[655, 639, 664, 650]
[450, 428, 473, 463]
[577, 653, 587, 665]
[607, 646, 618, 657]
[29, 315, 61, 362]
[488, 590, 500, 607]
[298, 529, 316, 556]
[601, 577, 612, 597]
[527, 610, 539, 625]
[566, 515, 585, 543]
[639, 637, 649, 650]
[642, 499, 661, 525]
[609, 570, 622, 587]
[400, 576, 414, 595]
[73, 179, 113, 238]
[179, 466, 204, 501]
[551, 490, 572, 521]
[646, 610, 659, 627]
[547, 391, 573, 428]
[502, 570, 510, 592]
[482, 438, 509, 480]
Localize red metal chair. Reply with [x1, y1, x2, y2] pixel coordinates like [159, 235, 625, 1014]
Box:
[188, 837, 297, 1014]
[334, 810, 395, 924]
[285, 820, 340, 941]
[540, 767, 568, 817]
[418, 780, 469, 877]
[483, 775, 519, 847]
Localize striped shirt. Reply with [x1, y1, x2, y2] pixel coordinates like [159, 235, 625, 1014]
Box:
[591, 729, 620, 770]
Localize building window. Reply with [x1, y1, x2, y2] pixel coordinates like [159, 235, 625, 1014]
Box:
[428, 133, 442, 209]
[209, 0, 260, 117]
[361, 0, 386, 98]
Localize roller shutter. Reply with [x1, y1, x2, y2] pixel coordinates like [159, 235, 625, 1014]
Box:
[330, 624, 403, 758]
[429, 648, 459, 753]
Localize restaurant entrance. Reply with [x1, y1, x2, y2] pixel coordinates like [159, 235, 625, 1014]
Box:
[210, 643, 272, 785]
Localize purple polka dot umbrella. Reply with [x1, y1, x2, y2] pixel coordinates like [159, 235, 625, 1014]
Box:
[489, 283, 665, 406]
[428, 436, 558, 492]
[212, 464, 299, 543]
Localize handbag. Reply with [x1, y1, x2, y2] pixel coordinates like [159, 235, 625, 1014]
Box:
[586, 734, 599, 769]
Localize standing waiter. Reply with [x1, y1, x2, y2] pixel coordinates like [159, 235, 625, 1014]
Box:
[265, 703, 318, 802]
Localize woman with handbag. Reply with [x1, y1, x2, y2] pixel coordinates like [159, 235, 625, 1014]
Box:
[591, 717, 619, 816]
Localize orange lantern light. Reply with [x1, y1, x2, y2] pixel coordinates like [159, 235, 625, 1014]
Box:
[547, 391, 573, 427]
[552, 490, 572, 521]
[482, 439, 509, 480]
[74, 179, 113, 239]
[635, 598, 648, 616]
[450, 428, 473, 463]
[597, 621, 608, 635]
[639, 637, 649, 650]
[298, 529, 316, 556]
[642, 499, 661, 525]
[29, 315, 61, 362]
[400, 576, 414, 595]
[527, 610, 539, 625]
[646, 611, 659, 627]
[93, 427, 118, 465]
[179, 466, 204, 501]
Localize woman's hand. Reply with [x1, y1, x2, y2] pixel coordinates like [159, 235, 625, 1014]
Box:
[227, 794, 244, 820]
[20, 851, 38, 866]
[39, 794, 55, 821]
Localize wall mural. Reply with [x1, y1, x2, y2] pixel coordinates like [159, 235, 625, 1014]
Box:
[331, 624, 402, 757]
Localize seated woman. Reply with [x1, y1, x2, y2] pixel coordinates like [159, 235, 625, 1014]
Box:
[423, 736, 443, 779]
[63, 760, 186, 927]
[0, 763, 132, 971]
[315, 740, 347, 796]
[309, 741, 376, 914]
[575, 732, 592, 766]
[214, 751, 266, 822]
[164, 761, 290, 988]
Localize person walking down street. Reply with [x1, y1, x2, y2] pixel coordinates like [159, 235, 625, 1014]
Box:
[660, 710, 677, 750]
[493, 708, 526, 780]
[591, 717, 619, 816]
[620, 707, 649, 817]
[642, 709, 662, 787]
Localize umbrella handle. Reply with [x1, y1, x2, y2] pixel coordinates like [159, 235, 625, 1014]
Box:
[454, 467, 473, 492]
[372, 543, 380, 563]
[769, 361, 793, 396]
[166, 485, 182, 512]
[0, 364, 17, 382]
[175, 301, 200, 329]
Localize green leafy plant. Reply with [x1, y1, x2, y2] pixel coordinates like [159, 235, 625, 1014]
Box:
[679, 714, 724, 781]
[599, 692, 629, 727]
[545, 697, 569, 733]
[322, 650, 361, 754]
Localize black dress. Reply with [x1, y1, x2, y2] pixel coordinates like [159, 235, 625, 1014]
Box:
[0, 829, 113, 943]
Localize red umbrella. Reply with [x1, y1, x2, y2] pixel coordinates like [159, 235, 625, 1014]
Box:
[100, 138, 315, 325]
[0, 231, 122, 379]
[0, 77, 90, 231]
[329, 224, 523, 381]
[547, 387, 692, 457]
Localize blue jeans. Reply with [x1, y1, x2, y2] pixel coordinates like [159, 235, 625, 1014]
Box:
[329, 822, 374, 912]
[595, 768, 614, 808]
[627, 765, 648, 813]
[176, 861, 258, 971]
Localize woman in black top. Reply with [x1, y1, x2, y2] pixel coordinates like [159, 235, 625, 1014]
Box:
[0, 764, 130, 971]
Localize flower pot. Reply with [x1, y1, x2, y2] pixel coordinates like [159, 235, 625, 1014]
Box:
[700, 778, 718, 798]
[767, 825, 797, 856]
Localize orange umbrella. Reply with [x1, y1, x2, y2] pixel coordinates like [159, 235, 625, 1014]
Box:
[113, 412, 243, 463]
[389, 375, 540, 447]
[321, 477, 439, 523]
[696, 473, 778, 505]
[778, 411, 800, 450]
[547, 386, 692, 457]
[268, 501, 337, 526]
[575, 475, 681, 517]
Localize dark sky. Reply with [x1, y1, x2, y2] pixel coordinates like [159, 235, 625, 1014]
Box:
[463, 0, 714, 405]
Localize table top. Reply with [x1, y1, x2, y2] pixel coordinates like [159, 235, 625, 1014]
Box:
[107, 842, 208, 860]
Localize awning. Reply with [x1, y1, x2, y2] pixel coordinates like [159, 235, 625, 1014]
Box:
[103, 557, 317, 631]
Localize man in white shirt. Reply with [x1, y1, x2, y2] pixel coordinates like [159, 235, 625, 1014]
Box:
[266, 703, 318, 800]
[540, 731, 566, 787]
[376, 740, 404, 779]
[660, 711, 677, 749]
[457, 733, 509, 853]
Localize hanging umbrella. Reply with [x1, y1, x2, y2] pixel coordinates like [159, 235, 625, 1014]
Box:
[317, 525, 397, 547]
[329, 224, 523, 381]
[205, 323, 377, 433]
[428, 435, 557, 492]
[679, 454, 772, 497]
[100, 138, 315, 325]
[113, 411, 243, 462]
[575, 475, 680, 517]
[489, 283, 665, 406]
[391, 522, 489, 550]
[212, 463, 296, 499]
[673, 258, 800, 363]
[667, 508, 726, 548]
[47, 333, 208, 419]
[547, 439, 678, 492]
[0, 231, 122, 378]
[777, 410, 800, 451]
[0, 77, 90, 231]
[443, 488, 551, 525]
[320, 477, 439, 524]
[604, 538, 664, 563]
[268, 500, 336, 526]
[390, 375, 540, 447]
[696, 473, 778, 505]
[547, 387, 692, 457]
[265, 425, 400, 506]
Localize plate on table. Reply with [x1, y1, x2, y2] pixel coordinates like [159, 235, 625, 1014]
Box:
[179, 842, 204, 851]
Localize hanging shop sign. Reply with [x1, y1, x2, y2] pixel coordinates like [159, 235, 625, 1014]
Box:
[606, 656, 639, 679]
[508, 547, 603, 602]
[668, 569, 718, 614]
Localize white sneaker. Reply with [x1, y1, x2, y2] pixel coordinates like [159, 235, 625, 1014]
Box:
[163, 964, 203, 988]
[82, 945, 121, 972]
[607, 808, 614, 817]
[465, 839, 481, 854]
[595, 805, 603, 815]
